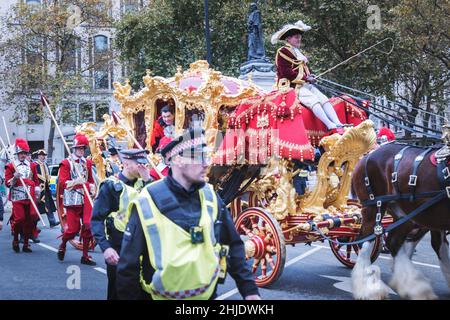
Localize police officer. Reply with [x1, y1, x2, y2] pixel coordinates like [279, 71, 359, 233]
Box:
[105, 147, 122, 178]
[116, 128, 260, 300]
[91, 149, 152, 300]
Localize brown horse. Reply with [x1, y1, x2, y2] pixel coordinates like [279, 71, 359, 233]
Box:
[350, 142, 450, 299]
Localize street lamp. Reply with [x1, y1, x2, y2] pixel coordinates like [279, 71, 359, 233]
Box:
[204, 0, 212, 65]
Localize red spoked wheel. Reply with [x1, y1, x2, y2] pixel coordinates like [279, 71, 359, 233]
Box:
[230, 191, 259, 222]
[329, 235, 381, 268]
[235, 207, 286, 287]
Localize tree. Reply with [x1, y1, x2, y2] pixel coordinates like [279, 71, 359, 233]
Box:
[114, 0, 302, 88]
[0, 0, 114, 160]
[115, 0, 448, 135]
[386, 0, 449, 136]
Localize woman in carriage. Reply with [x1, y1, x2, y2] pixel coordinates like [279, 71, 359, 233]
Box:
[272, 20, 345, 134]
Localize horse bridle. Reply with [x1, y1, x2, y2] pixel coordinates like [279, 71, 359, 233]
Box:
[363, 143, 450, 237]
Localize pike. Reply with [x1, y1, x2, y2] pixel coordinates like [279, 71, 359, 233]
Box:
[0, 134, 46, 226]
[111, 111, 164, 179]
[40, 92, 94, 207]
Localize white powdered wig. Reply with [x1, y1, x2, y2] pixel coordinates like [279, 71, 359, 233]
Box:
[271, 20, 312, 45]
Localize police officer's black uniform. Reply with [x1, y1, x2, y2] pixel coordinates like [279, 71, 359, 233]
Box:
[116, 172, 259, 300]
[116, 129, 259, 300]
[91, 150, 152, 300]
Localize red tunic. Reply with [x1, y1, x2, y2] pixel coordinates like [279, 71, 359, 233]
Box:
[5, 161, 39, 203]
[58, 158, 94, 191]
[275, 45, 311, 88]
[58, 157, 95, 213]
[150, 117, 165, 149]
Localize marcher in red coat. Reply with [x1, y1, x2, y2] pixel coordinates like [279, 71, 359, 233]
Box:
[149, 136, 172, 181]
[150, 105, 175, 152]
[377, 127, 396, 144]
[272, 20, 344, 134]
[57, 134, 97, 265]
[5, 138, 40, 253]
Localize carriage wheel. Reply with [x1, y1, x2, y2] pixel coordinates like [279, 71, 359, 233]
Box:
[235, 207, 286, 287]
[329, 235, 381, 268]
[230, 191, 259, 222]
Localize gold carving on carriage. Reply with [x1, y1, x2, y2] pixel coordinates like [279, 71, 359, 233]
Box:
[109, 60, 380, 287]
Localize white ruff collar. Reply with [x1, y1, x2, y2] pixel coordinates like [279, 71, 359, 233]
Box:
[70, 154, 86, 162]
[14, 159, 30, 167]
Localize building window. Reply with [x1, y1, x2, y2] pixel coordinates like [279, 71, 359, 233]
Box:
[79, 102, 94, 122]
[25, 0, 41, 5]
[28, 103, 43, 124]
[95, 102, 110, 122]
[61, 103, 78, 125]
[24, 37, 44, 88]
[431, 114, 437, 131]
[97, 0, 113, 17]
[93, 35, 110, 90]
[61, 37, 80, 74]
[122, 0, 140, 14]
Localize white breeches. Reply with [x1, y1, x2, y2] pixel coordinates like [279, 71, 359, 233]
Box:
[297, 83, 343, 129]
[298, 83, 329, 108]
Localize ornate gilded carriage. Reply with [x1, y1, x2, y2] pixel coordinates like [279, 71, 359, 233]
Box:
[96, 60, 391, 287]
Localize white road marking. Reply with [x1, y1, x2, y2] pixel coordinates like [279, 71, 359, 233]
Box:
[312, 243, 441, 269]
[94, 267, 107, 274]
[320, 274, 397, 295]
[215, 288, 239, 301]
[38, 243, 58, 253]
[378, 255, 440, 269]
[38, 242, 108, 274]
[285, 247, 323, 267]
[216, 246, 323, 300]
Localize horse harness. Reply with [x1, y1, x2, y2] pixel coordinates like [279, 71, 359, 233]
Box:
[363, 143, 450, 236]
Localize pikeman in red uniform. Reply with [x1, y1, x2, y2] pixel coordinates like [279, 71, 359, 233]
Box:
[5, 138, 40, 253]
[57, 133, 97, 265]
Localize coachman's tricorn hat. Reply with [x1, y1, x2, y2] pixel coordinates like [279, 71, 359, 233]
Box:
[271, 20, 312, 44]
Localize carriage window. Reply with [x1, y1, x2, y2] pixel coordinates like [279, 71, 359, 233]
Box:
[218, 105, 235, 131]
[134, 110, 147, 148]
[184, 108, 205, 129]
